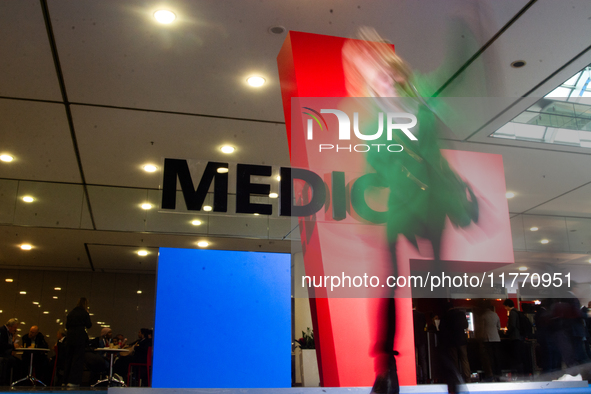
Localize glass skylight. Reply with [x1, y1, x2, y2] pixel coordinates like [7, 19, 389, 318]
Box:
[491, 64, 591, 148]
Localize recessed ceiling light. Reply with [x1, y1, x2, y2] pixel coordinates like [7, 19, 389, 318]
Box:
[53, 296, 58, 299]
[220, 146, 235, 154]
[541, 239, 549, 244]
[22, 196, 34, 203]
[518, 266, 527, 271]
[269, 192, 278, 198]
[89, 313, 94, 316]
[19, 291, 26, 295]
[0, 154, 14, 162]
[143, 164, 158, 173]
[54, 287, 61, 291]
[32, 302, 39, 305]
[268, 26, 286, 35]
[217, 167, 229, 173]
[197, 241, 209, 247]
[203, 205, 212, 212]
[247, 76, 266, 87]
[141, 203, 152, 210]
[137, 290, 142, 294]
[20, 244, 32, 250]
[505, 192, 515, 199]
[43, 311, 49, 314]
[191, 220, 202, 226]
[137, 250, 148, 256]
[154, 10, 176, 24]
[530, 227, 539, 232]
[511, 60, 526, 68]
[5, 279, 13, 283]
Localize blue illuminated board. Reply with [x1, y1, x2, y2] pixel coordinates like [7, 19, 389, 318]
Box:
[152, 248, 291, 388]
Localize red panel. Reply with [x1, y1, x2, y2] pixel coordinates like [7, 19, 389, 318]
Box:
[277, 31, 514, 388]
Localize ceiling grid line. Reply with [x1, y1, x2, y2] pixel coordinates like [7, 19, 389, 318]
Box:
[434, 0, 538, 97]
[39, 0, 96, 230]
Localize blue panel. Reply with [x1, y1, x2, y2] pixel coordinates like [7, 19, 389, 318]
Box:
[152, 248, 291, 388]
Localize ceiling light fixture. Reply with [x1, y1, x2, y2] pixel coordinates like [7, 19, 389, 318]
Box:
[540, 239, 549, 244]
[203, 205, 212, 212]
[22, 196, 34, 203]
[269, 192, 278, 198]
[137, 250, 148, 256]
[518, 266, 527, 271]
[54, 287, 61, 291]
[20, 244, 32, 250]
[505, 192, 515, 199]
[53, 296, 58, 299]
[5, 279, 13, 283]
[143, 164, 158, 173]
[141, 203, 152, 210]
[247, 76, 266, 87]
[511, 60, 526, 68]
[220, 146, 235, 154]
[217, 167, 229, 173]
[197, 241, 209, 248]
[530, 227, 538, 232]
[19, 291, 26, 295]
[0, 154, 14, 162]
[154, 10, 176, 24]
[32, 302, 39, 305]
[43, 311, 49, 314]
[137, 290, 142, 294]
[191, 220, 202, 226]
[268, 26, 286, 35]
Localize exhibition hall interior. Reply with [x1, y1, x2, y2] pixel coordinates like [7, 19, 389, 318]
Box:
[1, 0, 591, 392]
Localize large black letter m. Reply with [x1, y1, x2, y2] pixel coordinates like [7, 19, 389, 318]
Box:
[161, 159, 228, 212]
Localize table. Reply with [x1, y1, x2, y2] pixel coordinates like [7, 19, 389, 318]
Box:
[12, 347, 50, 386]
[92, 348, 129, 387]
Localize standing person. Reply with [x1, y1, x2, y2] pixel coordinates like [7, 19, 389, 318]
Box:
[503, 299, 524, 377]
[412, 306, 428, 384]
[439, 302, 471, 391]
[63, 297, 92, 387]
[476, 302, 501, 380]
[341, 27, 479, 394]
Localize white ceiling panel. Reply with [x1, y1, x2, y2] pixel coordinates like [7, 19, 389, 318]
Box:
[529, 182, 591, 218]
[88, 244, 158, 272]
[0, 99, 81, 183]
[72, 105, 289, 188]
[0, 180, 19, 224]
[0, 0, 62, 101]
[47, 0, 527, 120]
[13, 181, 85, 229]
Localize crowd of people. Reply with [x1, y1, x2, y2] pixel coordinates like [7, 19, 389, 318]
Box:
[412, 297, 591, 390]
[0, 297, 153, 387]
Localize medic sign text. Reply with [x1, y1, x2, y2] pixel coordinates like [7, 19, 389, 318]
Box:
[161, 158, 388, 223]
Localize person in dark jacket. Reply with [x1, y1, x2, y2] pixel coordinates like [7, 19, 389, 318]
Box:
[63, 297, 92, 387]
[503, 299, 524, 376]
[0, 319, 23, 385]
[21, 325, 51, 383]
[439, 302, 471, 389]
[114, 328, 153, 381]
